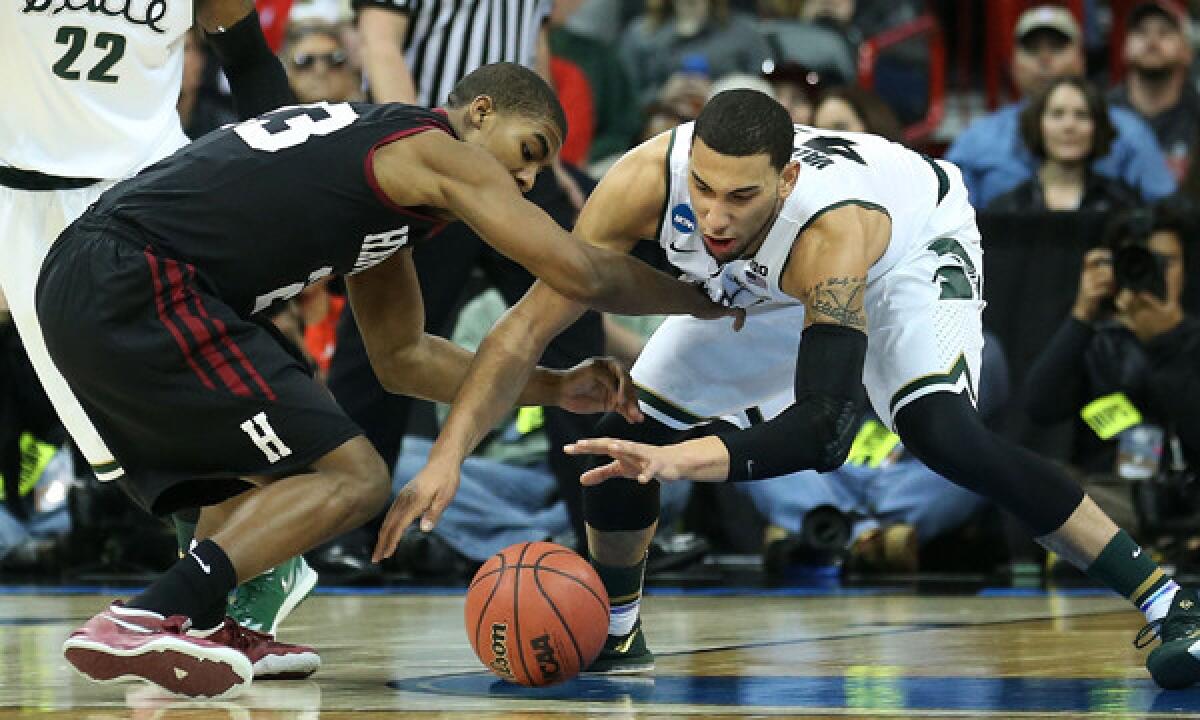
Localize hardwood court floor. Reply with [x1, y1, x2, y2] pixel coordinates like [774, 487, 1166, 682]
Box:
[5, 587, 1200, 718]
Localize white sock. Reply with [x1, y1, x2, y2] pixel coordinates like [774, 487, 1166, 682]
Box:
[609, 598, 640, 637]
[1143, 580, 1180, 624]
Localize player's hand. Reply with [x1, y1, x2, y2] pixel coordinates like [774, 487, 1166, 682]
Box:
[556, 357, 642, 423]
[1071, 248, 1115, 323]
[689, 293, 746, 331]
[372, 461, 461, 562]
[563, 435, 730, 484]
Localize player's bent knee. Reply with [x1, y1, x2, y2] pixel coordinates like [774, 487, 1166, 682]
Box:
[584, 477, 660, 532]
[316, 435, 392, 522]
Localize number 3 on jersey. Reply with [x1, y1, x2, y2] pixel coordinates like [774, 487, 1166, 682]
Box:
[235, 102, 359, 152]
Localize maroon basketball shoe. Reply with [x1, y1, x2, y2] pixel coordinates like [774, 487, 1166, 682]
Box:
[192, 618, 320, 680]
[62, 604, 253, 698]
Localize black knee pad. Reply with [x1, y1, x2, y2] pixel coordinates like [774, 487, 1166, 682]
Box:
[895, 391, 1084, 536]
[581, 412, 684, 532]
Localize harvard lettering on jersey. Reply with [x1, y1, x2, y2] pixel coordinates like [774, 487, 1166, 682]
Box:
[657, 122, 974, 308]
[93, 102, 453, 316]
[1, 0, 192, 179]
[352, 0, 552, 107]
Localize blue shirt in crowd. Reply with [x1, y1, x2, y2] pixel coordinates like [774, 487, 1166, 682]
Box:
[945, 101, 1176, 209]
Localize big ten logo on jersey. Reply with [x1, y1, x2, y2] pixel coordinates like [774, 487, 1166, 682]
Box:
[240, 412, 292, 464]
[23, 0, 169, 32]
[252, 266, 333, 315]
[350, 226, 410, 275]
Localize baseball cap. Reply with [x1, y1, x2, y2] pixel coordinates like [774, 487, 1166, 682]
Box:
[1014, 5, 1081, 45]
[1128, 0, 1190, 34]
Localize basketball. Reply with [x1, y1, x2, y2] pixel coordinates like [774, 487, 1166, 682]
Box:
[464, 541, 610, 686]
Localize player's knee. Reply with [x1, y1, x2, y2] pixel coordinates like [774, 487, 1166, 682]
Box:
[584, 477, 660, 532]
[325, 440, 392, 522]
[894, 391, 983, 476]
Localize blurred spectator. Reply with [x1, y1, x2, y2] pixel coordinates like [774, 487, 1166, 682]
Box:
[549, 0, 641, 168]
[741, 333, 1010, 575]
[760, 60, 826, 124]
[756, 0, 854, 85]
[656, 57, 715, 121]
[1025, 202, 1197, 476]
[283, 22, 364, 105]
[946, 5, 1175, 208]
[812, 85, 904, 142]
[177, 29, 235, 140]
[1109, 1, 1200, 182]
[0, 292, 69, 572]
[989, 77, 1138, 212]
[620, 0, 771, 109]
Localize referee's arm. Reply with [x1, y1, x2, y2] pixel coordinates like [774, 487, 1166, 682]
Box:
[356, 1, 416, 103]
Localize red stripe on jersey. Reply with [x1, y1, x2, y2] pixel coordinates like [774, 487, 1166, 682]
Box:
[161, 258, 254, 398]
[144, 249, 216, 391]
[364, 123, 453, 222]
[182, 266, 277, 402]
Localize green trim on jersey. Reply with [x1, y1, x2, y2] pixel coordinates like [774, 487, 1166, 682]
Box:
[921, 154, 950, 205]
[635, 384, 707, 426]
[888, 353, 976, 417]
[654, 128, 678, 246]
[91, 459, 125, 482]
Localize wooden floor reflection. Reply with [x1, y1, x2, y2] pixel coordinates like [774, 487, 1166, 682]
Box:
[4, 590, 1200, 718]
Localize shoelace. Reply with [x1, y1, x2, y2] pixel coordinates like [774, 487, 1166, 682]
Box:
[1134, 613, 1200, 649]
[217, 619, 274, 652]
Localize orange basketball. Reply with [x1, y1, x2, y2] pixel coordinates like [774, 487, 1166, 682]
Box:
[464, 541, 610, 686]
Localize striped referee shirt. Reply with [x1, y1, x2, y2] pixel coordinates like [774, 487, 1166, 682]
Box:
[353, 0, 553, 108]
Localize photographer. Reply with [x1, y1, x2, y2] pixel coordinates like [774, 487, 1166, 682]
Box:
[1025, 202, 1200, 532]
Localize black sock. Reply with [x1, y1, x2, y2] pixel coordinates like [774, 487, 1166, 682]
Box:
[129, 539, 237, 630]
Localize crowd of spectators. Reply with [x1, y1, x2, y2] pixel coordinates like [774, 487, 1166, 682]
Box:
[3, 0, 1200, 582]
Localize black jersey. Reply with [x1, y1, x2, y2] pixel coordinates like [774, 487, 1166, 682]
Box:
[91, 102, 454, 316]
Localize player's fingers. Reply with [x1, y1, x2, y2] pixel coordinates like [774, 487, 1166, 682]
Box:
[371, 500, 408, 562]
[580, 461, 624, 486]
[613, 366, 643, 423]
[373, 490, 427, 562]
[730, 308, 746, 332]
[563, 438, 619, 456]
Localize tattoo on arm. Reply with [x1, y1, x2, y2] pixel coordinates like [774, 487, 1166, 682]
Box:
[805, 275, 867, 331]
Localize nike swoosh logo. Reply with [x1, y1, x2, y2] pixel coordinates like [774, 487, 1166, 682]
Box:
[614, 629, 639, 654]
[669, 238, 696, 253]
[1133, 547, 1142, 558]
[190, 550, 212, 574]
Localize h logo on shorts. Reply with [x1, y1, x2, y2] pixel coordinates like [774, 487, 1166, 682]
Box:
[240, 412, 292, 463]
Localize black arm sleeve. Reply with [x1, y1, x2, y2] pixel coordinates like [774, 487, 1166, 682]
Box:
[1023, 315, 1094, 424]
[205, 10, 296, 120]
[716, 323, 867, 482]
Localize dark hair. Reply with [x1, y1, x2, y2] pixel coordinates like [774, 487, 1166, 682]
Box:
[693, 89, 794, 170]
[1018, 76, 1116, 162]
[814, 85, 904, 143]
[1103, 199, 1192, 250]
[446, 62, 567, 140]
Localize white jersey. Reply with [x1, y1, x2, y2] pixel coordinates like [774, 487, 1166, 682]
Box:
[1, 0, 193, 179]
[640, 121, 984, 430]
[656, 122, 974, 307]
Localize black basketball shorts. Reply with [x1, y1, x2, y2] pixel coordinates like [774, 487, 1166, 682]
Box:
[35, 214, 363, 515]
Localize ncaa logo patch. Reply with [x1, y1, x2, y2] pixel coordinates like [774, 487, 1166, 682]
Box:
[671, 204, 696, 233]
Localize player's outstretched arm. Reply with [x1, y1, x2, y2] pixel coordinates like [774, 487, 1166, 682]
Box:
[346, 249, 623, 410]
[197, 0, 295, 118]
[380, 131, 736, 321]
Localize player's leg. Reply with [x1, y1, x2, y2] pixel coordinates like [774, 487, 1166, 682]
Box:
[0, 184, 125, 481]
[893, 392, 1200, 688]
[583, 307, 804, 674]
[875, 230, 1198, 689]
